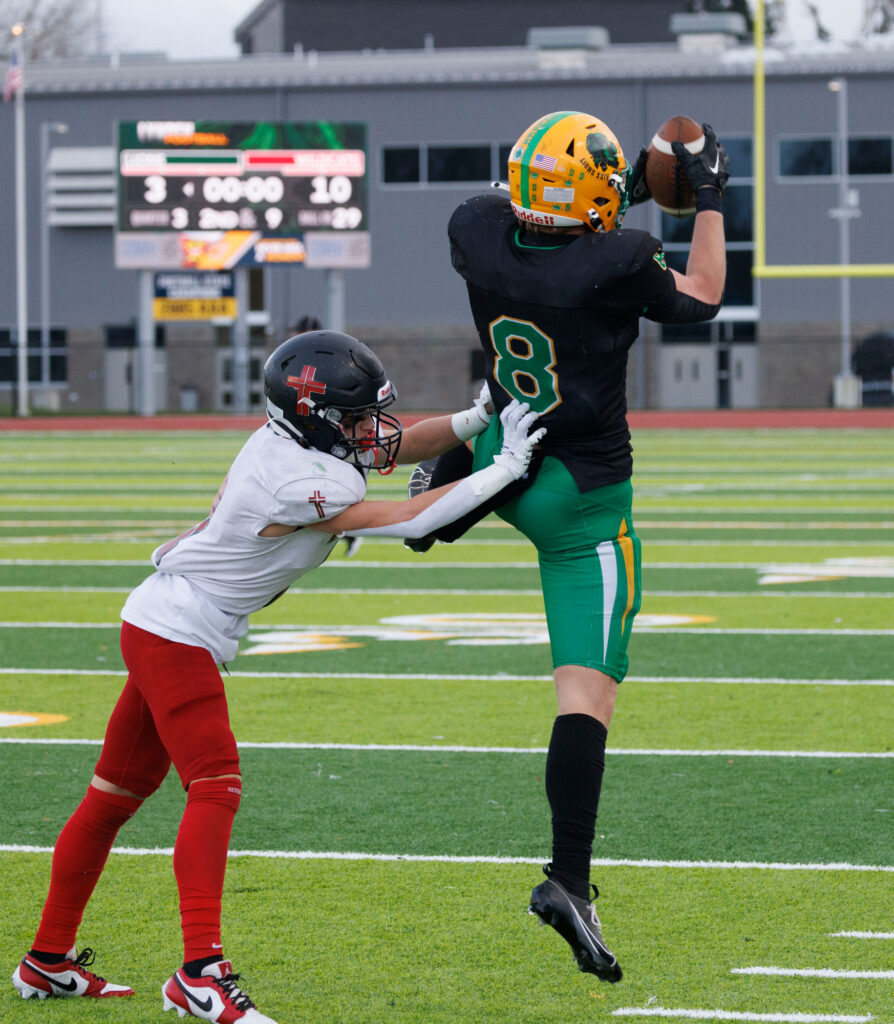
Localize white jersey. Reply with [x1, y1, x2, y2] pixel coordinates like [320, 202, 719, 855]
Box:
[122, 422, 367, 663]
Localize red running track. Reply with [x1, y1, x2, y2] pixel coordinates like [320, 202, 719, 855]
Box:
[1, 409, 893, 432]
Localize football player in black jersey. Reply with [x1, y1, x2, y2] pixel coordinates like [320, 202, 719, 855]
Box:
[408, 110, 729, 982]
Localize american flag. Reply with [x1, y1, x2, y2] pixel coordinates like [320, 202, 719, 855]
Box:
[3, 50, 23, 103]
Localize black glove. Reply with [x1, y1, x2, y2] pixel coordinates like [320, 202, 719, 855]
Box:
[671, 123, 730, 209]
[625, 146, 651, 207]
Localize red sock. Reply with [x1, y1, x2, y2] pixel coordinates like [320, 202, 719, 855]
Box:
[174, 778, 241, 962]
[33, 785, 141, 954]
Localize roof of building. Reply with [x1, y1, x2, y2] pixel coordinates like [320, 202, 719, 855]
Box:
[18, 38, 894, 96]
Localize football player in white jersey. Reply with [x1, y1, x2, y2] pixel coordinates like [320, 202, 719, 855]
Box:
[12, 331, 545, 1023]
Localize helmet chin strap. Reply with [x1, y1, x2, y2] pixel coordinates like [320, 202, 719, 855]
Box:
[268, 415, 310, 447]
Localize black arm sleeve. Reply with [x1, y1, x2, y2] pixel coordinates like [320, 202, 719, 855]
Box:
[643, 283, 722, 324]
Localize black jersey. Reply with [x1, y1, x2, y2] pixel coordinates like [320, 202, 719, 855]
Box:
[449, 192, 676, 490]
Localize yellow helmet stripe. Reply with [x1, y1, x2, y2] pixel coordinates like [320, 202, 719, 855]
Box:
[519, 111, 575, 211]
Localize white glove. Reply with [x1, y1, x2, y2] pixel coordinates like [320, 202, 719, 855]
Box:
[491, 399, 546, 480]
[451, 381, 493, 442]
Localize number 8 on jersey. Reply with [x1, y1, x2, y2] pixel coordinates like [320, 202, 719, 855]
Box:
[489, 316, 562, 415]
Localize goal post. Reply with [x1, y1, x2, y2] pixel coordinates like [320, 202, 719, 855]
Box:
[751, 0, 894, 279]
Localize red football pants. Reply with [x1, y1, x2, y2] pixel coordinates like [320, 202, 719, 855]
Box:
[95, 622, 240, 793]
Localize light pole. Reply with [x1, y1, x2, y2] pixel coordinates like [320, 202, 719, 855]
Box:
[40, 121, 68, 396]
[10, 23, 28, 416]
[828, 78, 861, 406]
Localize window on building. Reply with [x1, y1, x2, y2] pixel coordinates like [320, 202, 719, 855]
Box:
[383, 146, 420, 184]
[381, 142, 513, 186]
[0, 328, 68, 385]
[427, 145, 491, 183]
[848, 137, 893, 176]
[779, 135, 894, 179]
[779, 138, 833, 176]
[104, 324, 165, 348]
[719, 137, 753, 174]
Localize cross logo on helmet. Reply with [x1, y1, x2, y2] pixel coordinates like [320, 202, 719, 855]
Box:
[286, 365, 327, 409]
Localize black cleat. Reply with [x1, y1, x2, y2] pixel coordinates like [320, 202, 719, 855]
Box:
[341, 535, 363, 558]
[407, 458, 437, 499]
[403, 459, 438, 553]
[528, 865, 623, 982]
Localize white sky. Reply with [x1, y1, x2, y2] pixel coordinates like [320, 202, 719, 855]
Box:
[99, 0, 870, 61]
[101, 0, 256, 59]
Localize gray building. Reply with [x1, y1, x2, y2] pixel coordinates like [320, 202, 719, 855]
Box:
[2, 16, 893, 413]
[234, 0, 695, 53]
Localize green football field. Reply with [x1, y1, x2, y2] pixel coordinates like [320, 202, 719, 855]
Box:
[0, 425, 892, 1024]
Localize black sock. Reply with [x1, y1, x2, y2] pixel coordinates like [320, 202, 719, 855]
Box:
[544, 713, 608, 901]
[28, 949, 67, 965]
[183, 955, 224, 979]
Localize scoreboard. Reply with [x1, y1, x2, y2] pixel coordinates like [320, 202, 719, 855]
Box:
[115, 120, 369, 270]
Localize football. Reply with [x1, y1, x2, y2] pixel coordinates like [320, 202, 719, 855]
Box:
[644, 115, 705, 218]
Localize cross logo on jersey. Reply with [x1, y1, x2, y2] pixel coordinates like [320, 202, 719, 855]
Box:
[286, 365, 327, 409]
[308, 490, 327, 518]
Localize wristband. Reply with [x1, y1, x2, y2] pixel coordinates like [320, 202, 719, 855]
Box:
[451, 406, 489, 442]
[695, 187, 723, 214]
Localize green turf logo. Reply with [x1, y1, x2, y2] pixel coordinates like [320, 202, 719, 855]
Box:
[242, 612, 715, 655]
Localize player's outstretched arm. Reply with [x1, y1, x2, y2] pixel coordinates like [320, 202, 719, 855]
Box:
[389, 382, 493, 466]
[669, 124, 729, 306]
[314, 399, 544, 539]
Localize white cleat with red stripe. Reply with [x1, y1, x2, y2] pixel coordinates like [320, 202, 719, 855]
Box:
[162, 960, 277, 1023]
[12, 947, 134, 999]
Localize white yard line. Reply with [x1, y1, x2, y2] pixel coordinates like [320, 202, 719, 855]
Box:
[0, 483, 217, 491]
[0, 559, 151, 566]
[1, 667, 892, 686]
[733, 966, 894, 980]
[0, 556, 890, 570]
[0, 586, 891, 600]
[0, 845, 890, 874]
[0, 587, 547, 596]
[636, 541, 891, 547]
[830, 932, 894, 939]
[644, 592, 894, 599]
[611, 1010, 872, 1023]
[1, 621, 892, 637]
[0, 737, 891, 760]
[0, 520, 193, 527]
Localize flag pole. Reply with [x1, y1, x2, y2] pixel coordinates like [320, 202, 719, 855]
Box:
[12, 26, 29, 417]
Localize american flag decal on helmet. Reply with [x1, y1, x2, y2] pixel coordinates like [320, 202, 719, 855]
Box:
[532, 153, 558, 171]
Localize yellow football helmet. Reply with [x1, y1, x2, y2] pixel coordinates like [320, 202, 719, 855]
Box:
[507, 111, 630, 232]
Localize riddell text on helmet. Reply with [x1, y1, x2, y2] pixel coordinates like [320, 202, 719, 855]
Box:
[514, 207, 558, 226]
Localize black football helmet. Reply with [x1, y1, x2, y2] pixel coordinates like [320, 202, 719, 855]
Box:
[263, 331, 402, 470]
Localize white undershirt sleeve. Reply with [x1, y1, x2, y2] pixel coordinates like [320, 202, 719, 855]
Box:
[345, 462, 515, 538]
